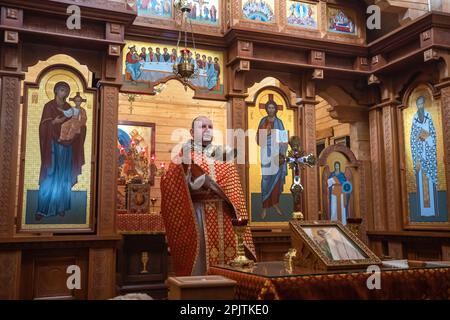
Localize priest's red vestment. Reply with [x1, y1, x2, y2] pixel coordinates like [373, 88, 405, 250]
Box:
[161, 148, 256, 276]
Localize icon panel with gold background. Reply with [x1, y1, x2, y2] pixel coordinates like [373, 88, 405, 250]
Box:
[403, 84, 448, 224]
[21, 67, 94, 231]
[248, 89, 295, 226]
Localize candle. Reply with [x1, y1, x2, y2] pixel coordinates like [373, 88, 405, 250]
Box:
[232, 218, 248, 226]
[151, 155, 155, 161]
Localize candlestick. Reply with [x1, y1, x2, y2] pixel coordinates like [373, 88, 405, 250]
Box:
[140, 251, 149, 274]
[229, 218, 254, 268]
[150, 198, 157, 215]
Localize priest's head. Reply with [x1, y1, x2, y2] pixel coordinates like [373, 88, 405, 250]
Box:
[191, 116, 213, 147]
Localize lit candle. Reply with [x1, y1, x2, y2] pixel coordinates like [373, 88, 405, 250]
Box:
[151, 155, 155, 161]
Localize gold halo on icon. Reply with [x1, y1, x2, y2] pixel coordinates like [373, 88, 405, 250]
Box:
[255, 90, 286, 118]
[44, 72, 86, 105]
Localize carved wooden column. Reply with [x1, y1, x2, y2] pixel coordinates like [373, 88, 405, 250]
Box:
[0, 7, 24, 238]
[0, 72, 22, 237]
[229, 95, 248, 196]
[436, 78, 450, 232]
[369, 95, 403, 258]
[369, 98, 403, 232]
[369, 106, 387, 231]
[87, 41, 123, 299]
[227, 41, 251, 198]
[297, 74, 319, 220]
[0, 7, 24, 299]
[381, 100, 402, 232]
[97, 83, 120, 236]
[97, 43, 122, 236]
[95, 22, 124, 236]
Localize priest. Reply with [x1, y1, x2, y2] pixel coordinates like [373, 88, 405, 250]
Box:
[161, 116, 256, 276]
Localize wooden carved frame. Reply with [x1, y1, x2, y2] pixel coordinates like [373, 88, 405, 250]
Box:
[290, 220, 381, 270]
[398, 82, 450, 230]
[17, 64, 98, 234]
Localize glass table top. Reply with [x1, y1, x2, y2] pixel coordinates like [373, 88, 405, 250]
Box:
[212, 260, 450, 279]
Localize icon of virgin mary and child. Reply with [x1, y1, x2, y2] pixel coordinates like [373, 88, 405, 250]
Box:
[36, 82, 87, 221]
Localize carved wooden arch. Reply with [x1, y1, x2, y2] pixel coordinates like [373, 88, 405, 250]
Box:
[316, 83, 359, 108]
[318, 144, 359, 167]
[437, 54, 450, 80]
[245, 85, 296, 109]
[22, 50, 103, 79]
[243, 70, 300, 98]
[30, 63, 95, 94]
[399, 77, 438, 109]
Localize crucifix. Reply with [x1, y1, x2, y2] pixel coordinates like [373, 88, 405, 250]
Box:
[280, 136, 316, 220]
[194, 0, 210, 19]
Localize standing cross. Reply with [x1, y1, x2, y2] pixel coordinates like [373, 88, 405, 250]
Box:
[281, 136, 316, 219]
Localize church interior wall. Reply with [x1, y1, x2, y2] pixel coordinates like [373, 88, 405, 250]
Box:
[0, 0, 449, 300]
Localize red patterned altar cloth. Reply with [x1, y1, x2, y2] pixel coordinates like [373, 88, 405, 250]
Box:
[209, 261, 450, 300]
[117, 213, 165, 233]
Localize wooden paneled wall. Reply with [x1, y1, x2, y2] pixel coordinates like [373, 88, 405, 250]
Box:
[315, 96, 350, 147]
[118, 80, 228, 214]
